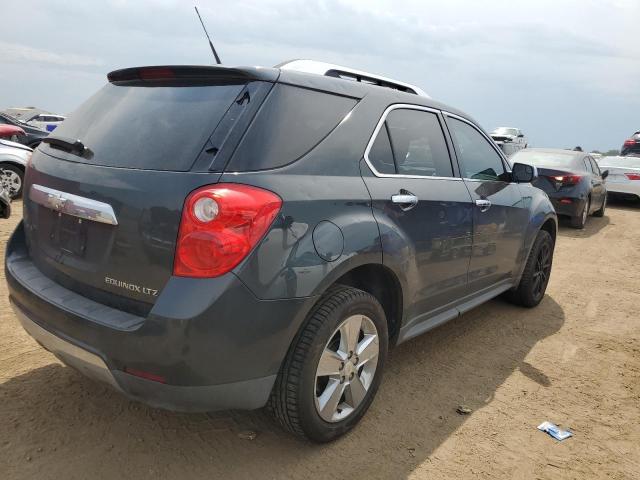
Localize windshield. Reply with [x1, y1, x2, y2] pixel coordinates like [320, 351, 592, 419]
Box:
[492, 128, 518, 136]
[510, 150, 577, 168]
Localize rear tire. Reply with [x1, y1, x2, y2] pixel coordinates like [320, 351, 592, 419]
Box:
[570, 198, 590, 229]
[506, 230, 554, 308]
[268, 285, 388, 442]
[593, 194, 606, 217]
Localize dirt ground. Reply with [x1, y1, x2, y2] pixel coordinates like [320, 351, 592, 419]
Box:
[1, 199, 639, 480]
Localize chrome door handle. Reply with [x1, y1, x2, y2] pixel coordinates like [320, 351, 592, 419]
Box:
[391, 193, 418, 211]
[475, 199, 491, 212]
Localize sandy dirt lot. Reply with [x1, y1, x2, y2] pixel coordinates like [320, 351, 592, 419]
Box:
[1, 199, 639, 480]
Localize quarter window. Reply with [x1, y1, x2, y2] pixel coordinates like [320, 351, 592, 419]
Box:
[448, 117, 506, 181]
[367, 108, 454, 177]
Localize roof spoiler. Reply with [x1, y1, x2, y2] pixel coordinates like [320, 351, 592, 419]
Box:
[276, 59, 430, 98]
[107, 65, 279, 84]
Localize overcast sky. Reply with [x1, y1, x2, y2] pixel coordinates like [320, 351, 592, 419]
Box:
[1, 0, 638, 151]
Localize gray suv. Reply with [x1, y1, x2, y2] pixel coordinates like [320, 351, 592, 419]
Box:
[5, 61, 557, 442]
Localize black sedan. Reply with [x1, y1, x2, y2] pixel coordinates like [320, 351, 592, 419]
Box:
[0, 113, 49, 148]
[621, 131, 640, 157]
[509, 148, 608, 229]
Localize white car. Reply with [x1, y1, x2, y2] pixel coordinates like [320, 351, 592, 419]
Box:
[26, 113, 66, 132]
[0, 139, 32, 198]
[599, 156, 640, 200]
[490, 127, 527, 157]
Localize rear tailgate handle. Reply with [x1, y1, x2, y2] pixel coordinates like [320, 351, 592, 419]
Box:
[391, 192, 418, 211]
[475, 199, 491, 212]
[30, 184, 118, 226]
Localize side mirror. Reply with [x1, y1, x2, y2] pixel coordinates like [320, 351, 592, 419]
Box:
[601, 169, 609, 180]
[511, 162, 537, 183]
[517, 134, 524, 138]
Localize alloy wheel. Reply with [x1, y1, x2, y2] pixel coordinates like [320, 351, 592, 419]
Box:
[532, 241, 552, 299]
[314, 314, 379, 423]
[0, 169, 21, 198]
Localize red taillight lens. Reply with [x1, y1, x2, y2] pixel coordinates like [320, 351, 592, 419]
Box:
[124, 367, 166, 384]
[625, 173, 640, 181]
[173, 184, 282, 278]
[547, 175, 581, 186]
[623, 139, 636, 147]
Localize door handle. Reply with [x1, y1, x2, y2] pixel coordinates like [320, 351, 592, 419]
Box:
[391, 193, 418, 211]
[475, 199, 491, 212]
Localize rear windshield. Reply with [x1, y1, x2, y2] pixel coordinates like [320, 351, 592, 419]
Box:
[44, 82, 245, 171]
[510, 150, 577, 168]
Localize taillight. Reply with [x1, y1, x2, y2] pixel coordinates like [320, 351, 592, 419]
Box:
[623, 139, 636, 148]
[173, 184, 282, 278]
[625, 173, 640, 181]
[546, 175, 581, 186]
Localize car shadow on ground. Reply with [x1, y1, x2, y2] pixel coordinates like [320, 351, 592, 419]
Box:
[557, 214, 610, 238]
[0, 296, 565, 479]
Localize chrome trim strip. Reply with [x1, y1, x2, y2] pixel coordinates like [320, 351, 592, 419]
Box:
[29, 184, 118, 226]
[363, 104, 463, 181]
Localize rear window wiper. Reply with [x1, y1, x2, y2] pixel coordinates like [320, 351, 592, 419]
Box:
[42, 136, 88, 157]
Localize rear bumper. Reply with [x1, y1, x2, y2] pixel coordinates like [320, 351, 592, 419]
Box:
[5, 222, 316, 412]
[605, 182, 640, 197]
[548, 196, 585, 218]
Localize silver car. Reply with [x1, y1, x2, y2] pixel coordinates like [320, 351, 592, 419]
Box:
[599, 155, 640, 200]
[0, 139, 32, 198]
[490, 127, 528, 157]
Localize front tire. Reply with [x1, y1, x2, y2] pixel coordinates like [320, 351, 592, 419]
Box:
[268, 285, 388, 442]
[507, 230, 554, 308]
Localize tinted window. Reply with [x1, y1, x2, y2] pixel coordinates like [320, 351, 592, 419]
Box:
[448, 118, 505, 180]
[45, 82, 245, 171]
[228, 84, 357, 171]
[583, 158, 593, 173]
[384, 109, 453, 177]
[368, 124, 396, 174]
[589, 157, 601, 175]
[511, 150, 578, 168]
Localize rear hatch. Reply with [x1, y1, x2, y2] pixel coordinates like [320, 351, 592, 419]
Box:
[22, 66, 275, 315]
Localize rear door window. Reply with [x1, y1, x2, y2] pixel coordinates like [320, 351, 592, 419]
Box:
[367, 108, 454, 177]
[42, 82, 246, 171]
[227, 84, 357, 171]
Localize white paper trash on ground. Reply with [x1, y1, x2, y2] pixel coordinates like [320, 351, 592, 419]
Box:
[537, 421, 573, 441]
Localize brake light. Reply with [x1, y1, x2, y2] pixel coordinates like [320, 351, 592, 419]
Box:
[174, 184, 282, 278]
[547, 175, 581, 186]
[625, 173, 640, 181]
[623, 139, 636, 148]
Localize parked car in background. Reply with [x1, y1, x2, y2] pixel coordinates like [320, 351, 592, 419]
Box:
[0, 182, 10, 219]
[27, 114, 66, 132]
[490, 127, 527, 157]
[0, 139, 32, 198]
[509, 148, 608, 228]
[598, 155, 640, 201]
[5, 61, 557, 442]
[621, 131, 640, 157]
[0, 124, 26, 143]
[0, 113, 49, 148]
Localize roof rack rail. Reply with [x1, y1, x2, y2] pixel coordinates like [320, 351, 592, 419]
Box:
[276, 60, 429, 98]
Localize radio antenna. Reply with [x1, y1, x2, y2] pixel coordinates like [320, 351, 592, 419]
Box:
[194, 6, 222, 64]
